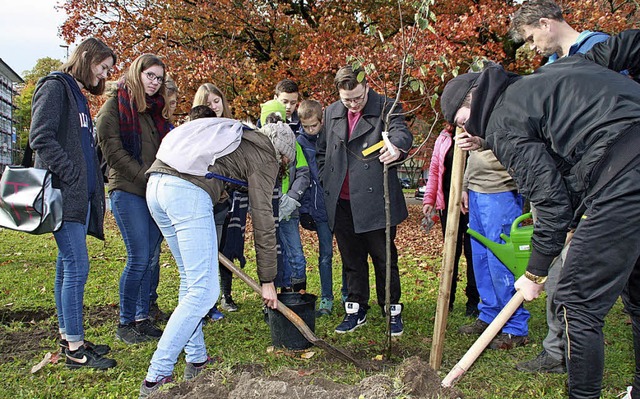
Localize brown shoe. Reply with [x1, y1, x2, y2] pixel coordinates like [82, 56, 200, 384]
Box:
[489, 333, 528, 350]
[458, 319, 490, 335]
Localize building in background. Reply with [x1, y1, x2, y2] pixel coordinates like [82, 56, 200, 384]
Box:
[0, 59, 24, 172]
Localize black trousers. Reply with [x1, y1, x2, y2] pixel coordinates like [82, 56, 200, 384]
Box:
[440, 210, 479, 308]
[333, 199, 401, 309]
[554, 162, 640, 399]
[214, 202, 233, 297]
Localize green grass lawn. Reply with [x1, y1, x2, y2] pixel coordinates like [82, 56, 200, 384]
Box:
[0, 207, 634, 398]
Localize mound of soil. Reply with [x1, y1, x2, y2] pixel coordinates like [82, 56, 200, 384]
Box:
[152, 356, 463, 399]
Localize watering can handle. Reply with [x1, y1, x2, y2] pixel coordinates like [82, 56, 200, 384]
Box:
[511, 212, 533, 231]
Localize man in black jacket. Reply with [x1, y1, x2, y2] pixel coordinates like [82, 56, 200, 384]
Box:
[440, 30, 640, 399]
[317, 66, 413, 336]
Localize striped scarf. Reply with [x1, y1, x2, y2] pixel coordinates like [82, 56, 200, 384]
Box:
[117, 81, 172, 163]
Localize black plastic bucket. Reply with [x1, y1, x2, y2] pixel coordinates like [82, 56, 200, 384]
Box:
[267, 292, 317, 350]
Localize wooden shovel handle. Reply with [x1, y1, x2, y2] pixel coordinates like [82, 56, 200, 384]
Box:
[217, 253, 317, 341]
[218, 253, 368, 369]
[441, 291, 525, 387]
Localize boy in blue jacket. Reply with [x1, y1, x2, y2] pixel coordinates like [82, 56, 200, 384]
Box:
[297, 100, 347, 315]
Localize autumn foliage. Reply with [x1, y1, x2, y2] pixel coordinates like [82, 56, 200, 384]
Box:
[59, 0, 639, 134]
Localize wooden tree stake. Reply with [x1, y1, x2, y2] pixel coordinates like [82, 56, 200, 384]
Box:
[429, 127, 467, 370]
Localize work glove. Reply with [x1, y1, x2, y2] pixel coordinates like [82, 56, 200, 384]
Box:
[278, 193, 300, 221]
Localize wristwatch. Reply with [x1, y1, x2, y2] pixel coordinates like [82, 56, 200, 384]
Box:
[525, 271, 547, 285]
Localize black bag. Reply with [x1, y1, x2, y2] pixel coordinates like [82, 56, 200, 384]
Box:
[0, 143, 63, 234]
[299, 213, 317, 231]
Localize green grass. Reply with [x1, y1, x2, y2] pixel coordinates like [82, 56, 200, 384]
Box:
[0, 210, 634, 399]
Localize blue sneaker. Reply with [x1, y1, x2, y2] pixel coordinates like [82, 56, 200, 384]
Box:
[207, 306, 224, 322]
[389, 304, 403, 337]
[335, 302, 366, 333]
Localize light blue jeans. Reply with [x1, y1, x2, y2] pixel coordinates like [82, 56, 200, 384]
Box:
[110, 189, 162, 325]
[278, 216, 307, 286]
[145, 173, 219, 381]
[53, 206, 91, 342]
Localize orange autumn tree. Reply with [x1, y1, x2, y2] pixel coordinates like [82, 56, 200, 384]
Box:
[60, 0, 639, 129]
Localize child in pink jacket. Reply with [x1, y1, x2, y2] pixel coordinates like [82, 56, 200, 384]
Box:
[422, 124, 479, 317]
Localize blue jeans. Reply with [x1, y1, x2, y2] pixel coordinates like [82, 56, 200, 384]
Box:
[149, 237, 163, 304]
[468, 190, 529, 336]
[278, 216, 307, 286]
[315, 221, 334, 300]
[53, 208, 90, 342]
[145, 173, 218, 381]
[110, 189, 162, 325]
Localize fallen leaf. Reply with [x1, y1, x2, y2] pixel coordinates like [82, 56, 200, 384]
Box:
[31, 352, 53, 373]
[372, 354, 384, 361]
[266, 346, 275, 353]
[300, 351, 315, 359]
[297, 369, 314, 376]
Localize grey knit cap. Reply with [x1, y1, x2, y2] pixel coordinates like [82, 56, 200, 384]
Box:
[260, 121, 296, 162]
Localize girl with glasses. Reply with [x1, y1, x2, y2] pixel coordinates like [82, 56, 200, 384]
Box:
[96, 53, 173, 345]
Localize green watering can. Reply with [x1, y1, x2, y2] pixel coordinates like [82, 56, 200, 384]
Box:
[466, 213, 533, 278]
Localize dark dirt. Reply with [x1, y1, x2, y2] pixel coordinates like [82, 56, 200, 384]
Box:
[152, 356, 463, 399]
[0, 304, 119, 363]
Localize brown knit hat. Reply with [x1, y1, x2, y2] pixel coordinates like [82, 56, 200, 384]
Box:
[260, 121, 296, 162]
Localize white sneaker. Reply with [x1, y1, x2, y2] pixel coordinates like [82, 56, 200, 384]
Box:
[621, 386, 632, 399]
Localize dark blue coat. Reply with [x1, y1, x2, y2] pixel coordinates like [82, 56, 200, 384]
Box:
[297, 131, 328, 223]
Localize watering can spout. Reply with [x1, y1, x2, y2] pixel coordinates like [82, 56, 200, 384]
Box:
[466, 213, 533, 278]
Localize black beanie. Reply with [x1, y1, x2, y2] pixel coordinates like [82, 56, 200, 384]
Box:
[441, 73, 480, 124]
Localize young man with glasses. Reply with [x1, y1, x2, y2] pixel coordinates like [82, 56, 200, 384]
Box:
[317, 66, 413, 336]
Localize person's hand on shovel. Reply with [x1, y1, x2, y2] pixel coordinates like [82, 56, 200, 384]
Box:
[262, 282, 278, 309]
[514, 273, 545, 301]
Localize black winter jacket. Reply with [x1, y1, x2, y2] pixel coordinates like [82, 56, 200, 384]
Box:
[466, 30, 640, 276]
[318, 89, 413, 233]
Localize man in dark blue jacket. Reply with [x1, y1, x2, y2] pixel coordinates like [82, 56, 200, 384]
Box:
[440, 30, 640, 399]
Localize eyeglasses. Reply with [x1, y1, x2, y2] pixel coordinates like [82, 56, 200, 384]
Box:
[340, 89, 367, 106]
[143, 71, 164, 84]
